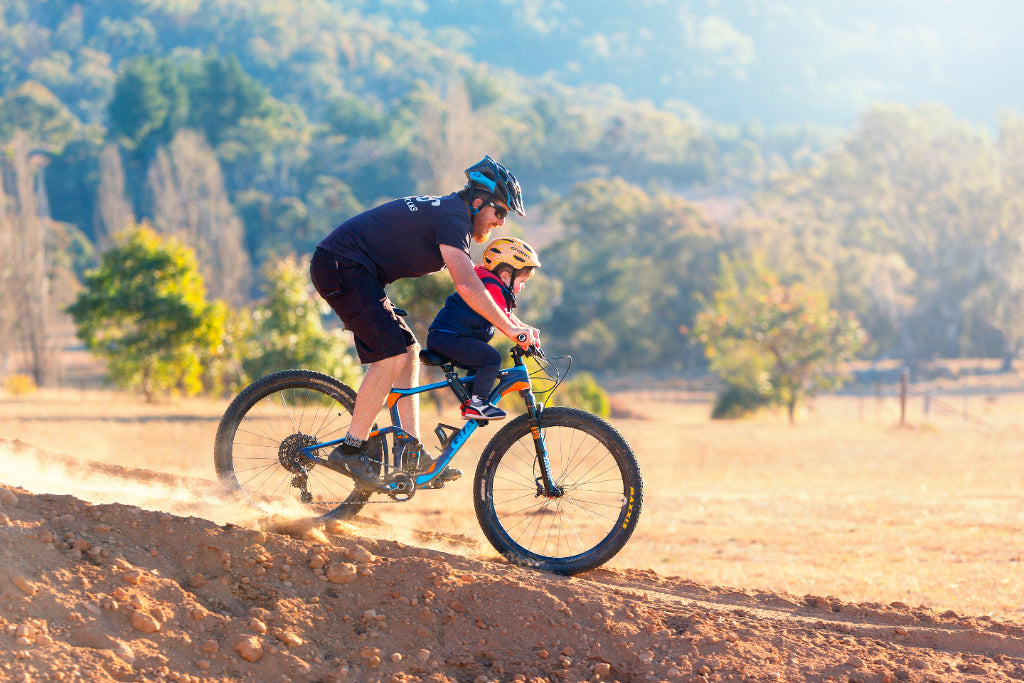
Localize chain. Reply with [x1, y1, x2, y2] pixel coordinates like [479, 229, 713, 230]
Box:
[313, 472, 447, 507]
[306, 455, 434, 507]
[318, 496, 407, 506]
[297, 431, 450, 507]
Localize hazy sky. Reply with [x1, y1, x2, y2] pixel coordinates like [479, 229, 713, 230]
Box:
[406, 0, 1024, 126]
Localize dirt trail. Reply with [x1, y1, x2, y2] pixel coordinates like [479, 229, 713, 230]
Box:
[1, 440, 1023, 682]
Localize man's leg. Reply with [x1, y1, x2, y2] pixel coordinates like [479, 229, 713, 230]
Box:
[348, 345, 419, 440]
[392, 343, 420, 441]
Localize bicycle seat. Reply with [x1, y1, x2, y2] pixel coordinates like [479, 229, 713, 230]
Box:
[419, 349, 469, 370]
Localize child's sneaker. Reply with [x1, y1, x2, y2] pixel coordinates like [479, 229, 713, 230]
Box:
[461, 397, 506, 421]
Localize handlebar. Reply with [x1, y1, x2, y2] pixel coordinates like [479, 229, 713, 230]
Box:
[516, 333, 546, 357]
[511, 341, 546, 362]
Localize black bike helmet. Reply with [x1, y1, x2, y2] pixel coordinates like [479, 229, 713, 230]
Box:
[464, 155, 526, 217]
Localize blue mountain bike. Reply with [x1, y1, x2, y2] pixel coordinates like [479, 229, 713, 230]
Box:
[214, 344, 643, 575]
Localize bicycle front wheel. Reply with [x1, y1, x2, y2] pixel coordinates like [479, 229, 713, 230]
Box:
[473, 407, 643, 575]
[214, 369, 381, 520]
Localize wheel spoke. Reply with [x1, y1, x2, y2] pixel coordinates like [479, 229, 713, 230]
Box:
[214, 371, 372, 521]
[478, 408, 642, 573]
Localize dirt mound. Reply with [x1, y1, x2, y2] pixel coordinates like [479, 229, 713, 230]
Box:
[1, 443, 1023, 682]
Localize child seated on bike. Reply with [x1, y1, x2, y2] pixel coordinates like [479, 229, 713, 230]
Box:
[427, 237, 541, 420]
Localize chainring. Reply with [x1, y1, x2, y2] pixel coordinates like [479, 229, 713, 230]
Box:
[385, 472, 416, 501]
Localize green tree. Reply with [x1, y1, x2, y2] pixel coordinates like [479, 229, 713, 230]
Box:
[542, 177, 720, 371]
[183, 54, 269, 147]
[107, 55, 187, 153]
[387, 271, 454, 343]
[66, 223, 226, 401]
[0, 81, 79, 152]
[326, 93, 388, 139]
[237, 254, 361, 386]
[694, 256, 866, 423]
[980, 110, 1024, 368]
[752, 104, 997, 362]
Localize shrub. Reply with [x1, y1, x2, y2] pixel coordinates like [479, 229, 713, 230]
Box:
[555, 371, 611, 417]
[710, 383, 770, 420]
[3, 374, 37, 396]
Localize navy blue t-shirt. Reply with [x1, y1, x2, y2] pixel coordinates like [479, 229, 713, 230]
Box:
[317, 193, 473, 285]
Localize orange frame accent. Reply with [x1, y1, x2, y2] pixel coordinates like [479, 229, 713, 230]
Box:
[501, 381, 530, 397]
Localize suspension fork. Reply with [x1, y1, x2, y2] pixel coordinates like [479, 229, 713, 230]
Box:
[522, 388, 563, 497]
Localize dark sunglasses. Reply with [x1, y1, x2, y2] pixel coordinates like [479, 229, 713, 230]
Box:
[486, 201, 508, 220]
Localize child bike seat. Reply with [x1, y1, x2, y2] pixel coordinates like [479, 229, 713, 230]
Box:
[419, 348, 470, 369]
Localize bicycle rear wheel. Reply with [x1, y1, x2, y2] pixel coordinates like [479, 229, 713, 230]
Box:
[473, 407, 643, 575]
[214, 369, 380, 520]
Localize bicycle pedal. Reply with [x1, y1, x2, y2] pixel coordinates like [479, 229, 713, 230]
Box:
[394, 437, 424, 472]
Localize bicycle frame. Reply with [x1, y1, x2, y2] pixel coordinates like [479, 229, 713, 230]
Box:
[300, 348, 561, 494]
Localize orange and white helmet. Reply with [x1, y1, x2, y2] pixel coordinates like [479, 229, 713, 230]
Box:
[482, 237, 541, 271]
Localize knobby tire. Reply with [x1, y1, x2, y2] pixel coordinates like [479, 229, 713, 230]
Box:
[473, 407, 643, 575]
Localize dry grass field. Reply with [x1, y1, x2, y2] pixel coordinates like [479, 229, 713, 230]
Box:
[3, 360, 1023, 626]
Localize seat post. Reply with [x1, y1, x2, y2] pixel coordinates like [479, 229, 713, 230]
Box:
[441, 362, 471, 404]
[419, 349, 473, 405]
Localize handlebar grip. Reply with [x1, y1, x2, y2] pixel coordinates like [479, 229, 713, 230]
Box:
[517, 333, 529, 343]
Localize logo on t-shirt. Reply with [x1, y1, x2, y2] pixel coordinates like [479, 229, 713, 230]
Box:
[404, 195, 443, 212]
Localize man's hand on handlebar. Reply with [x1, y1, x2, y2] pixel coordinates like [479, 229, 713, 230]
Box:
[512, 328, 546, 359]
[509, 326, 533, 350]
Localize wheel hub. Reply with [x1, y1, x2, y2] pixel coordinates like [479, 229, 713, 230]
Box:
[278, 433, 318, 474]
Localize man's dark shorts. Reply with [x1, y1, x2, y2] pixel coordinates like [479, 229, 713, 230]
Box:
[310, 247, 415, 363]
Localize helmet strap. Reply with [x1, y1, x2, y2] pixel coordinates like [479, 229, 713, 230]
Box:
[467, 193, 492, 216]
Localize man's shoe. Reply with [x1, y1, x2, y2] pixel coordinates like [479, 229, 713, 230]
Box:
[461, 399, 506, 421]
[437, 466, 463, 482]
[327, 446, 379, 486]
[413, 449, 463, 482]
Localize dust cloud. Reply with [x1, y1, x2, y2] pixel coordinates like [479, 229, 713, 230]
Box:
[0, 441, 264, 526]
[0, 439, 491, 558]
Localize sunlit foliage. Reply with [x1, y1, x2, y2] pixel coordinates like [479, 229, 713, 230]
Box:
[694, 256, 866, 422]
[66, 224, 226, 401]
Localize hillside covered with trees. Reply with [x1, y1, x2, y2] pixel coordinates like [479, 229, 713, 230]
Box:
[3, 0, 1024, 414]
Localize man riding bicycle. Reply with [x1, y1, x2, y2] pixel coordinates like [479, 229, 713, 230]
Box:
[309, 156, 538, 483]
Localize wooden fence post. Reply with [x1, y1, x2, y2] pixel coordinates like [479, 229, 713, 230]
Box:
[899, 367, 909, 428]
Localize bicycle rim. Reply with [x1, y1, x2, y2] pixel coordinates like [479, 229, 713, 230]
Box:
[475, 408, 642, 574]
[214, 370, 374, 520]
